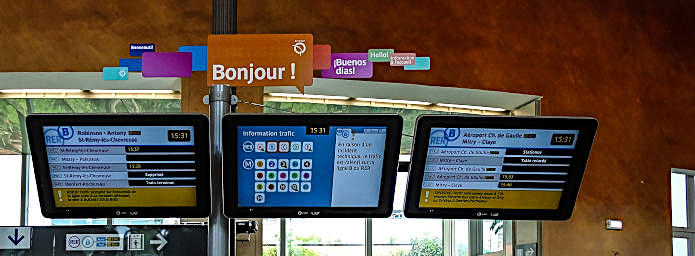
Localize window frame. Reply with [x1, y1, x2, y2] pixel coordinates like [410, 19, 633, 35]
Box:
[672, 168, 695, 255]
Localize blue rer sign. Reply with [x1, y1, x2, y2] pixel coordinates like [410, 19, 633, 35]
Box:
[129, 43, 155, 57]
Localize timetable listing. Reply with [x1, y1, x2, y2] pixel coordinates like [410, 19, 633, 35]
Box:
[127, 171, 197, 178]
[504, 148, 573, 156]
[51, 172, 129, 180]
[422, 181, 564, 190]
[501, 165, 568, 173]
[49, 163, 122, 172]
[422, 173, 567, 182]
[126, 163, 195, 169]
[46, 146, 124, 155]
[502, 157, 571, 165]
[426, 156, 504, 166]
[497, 181, 564, 189]
[124, 145, 195, 153]
[125, 154, 196, 161]
[128, 180, 196, 187]
[427, 148, 504, 157]
[47, 155, 126, 164]
[425, 165, 499, 173]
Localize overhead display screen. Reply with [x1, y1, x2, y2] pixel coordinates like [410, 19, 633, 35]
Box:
[419, 128, 577, 210]
[405, 115, 597, 220]
[223, 114, 402, 218]
[44, 126, 197, 208]
[28, 114, 210, 218]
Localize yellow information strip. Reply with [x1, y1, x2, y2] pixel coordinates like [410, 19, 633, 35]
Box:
[419, 189, 562, 209]
[53, 188, 196, 207]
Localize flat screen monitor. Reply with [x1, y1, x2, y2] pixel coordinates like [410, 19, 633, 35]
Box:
[27, 114, 210, 218]
[223, 114, 402, 218]
[404, 115, 597, 220]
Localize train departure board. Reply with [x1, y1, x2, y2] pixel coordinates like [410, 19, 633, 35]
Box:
[405, 115, 597, 220]
[27, 114, 210, 218]
[223, 114, 402, 218]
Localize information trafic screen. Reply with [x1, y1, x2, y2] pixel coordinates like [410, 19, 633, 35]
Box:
[237, 125, 387, 207]
[223, 114, 402, 218]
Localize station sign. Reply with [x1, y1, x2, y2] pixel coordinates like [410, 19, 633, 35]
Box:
[0, 227, 31, 249]
[207, 34, 314, 93]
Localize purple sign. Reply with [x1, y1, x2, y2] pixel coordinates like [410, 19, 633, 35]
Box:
[321, 53, 373, 79]
[142, 52, 192, 77]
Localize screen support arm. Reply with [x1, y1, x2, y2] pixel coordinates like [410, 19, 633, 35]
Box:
[209, 84, 235, 256]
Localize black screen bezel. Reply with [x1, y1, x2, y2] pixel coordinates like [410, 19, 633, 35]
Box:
[404, 115, 597, 220]
[27, 113, 211, 218]
[223, 114, 402, 218]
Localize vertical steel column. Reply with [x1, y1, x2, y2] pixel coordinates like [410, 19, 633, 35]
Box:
[365, 218, 373, 256]
[209, 84, 233, 256]
[19, 99, 34, 226]
[211, 0, 237, 254]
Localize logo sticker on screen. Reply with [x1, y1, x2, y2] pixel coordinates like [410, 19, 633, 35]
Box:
[243, 141, 254, 152]
[243, 159, 254, 170]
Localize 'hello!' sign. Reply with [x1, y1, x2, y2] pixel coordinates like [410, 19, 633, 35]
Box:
[207, 34, 314, 93]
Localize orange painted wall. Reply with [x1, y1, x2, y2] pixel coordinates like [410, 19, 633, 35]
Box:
[238, 1, 694, 255]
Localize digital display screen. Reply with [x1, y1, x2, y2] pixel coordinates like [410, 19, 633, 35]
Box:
[237, 125, 388, 207]
[419, 128, 579, 210]
[43, 125, 198, 208]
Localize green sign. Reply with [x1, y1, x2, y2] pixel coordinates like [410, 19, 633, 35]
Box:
[368, 49, 394, 62]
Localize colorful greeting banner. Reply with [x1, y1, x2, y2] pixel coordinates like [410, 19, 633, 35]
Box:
[119, 58, 142, 72]
[404, 57, 430, 70]
[368, 49, 394, 62]
[207, 34, 314, 93]
[103, 67, 128, 80]
[321, 53, 373, 79]
[142, 52, 192, 77]
[390, 53, 416, 66]
[178, 46, 207, 71]
[129, 43, 155, 57]
[313, 44, 332, 70]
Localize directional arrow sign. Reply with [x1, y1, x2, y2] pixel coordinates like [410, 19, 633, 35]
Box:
[0, 227, 31, 249]
[150, 233, 168, 251]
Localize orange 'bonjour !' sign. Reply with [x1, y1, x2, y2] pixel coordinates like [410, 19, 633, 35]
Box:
[207, 34, 314, 93]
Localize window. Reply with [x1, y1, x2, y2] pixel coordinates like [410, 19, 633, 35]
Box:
[259, 98, 518, 256]
[372, 173, 443, 256]
[0, 97, 181, 226]
[287, 218, 365, 256]
[0, 155, 21, 225]
[672, 168, 695, 256]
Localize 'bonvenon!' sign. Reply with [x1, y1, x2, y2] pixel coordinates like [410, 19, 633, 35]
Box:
[207, 34, 313, 93]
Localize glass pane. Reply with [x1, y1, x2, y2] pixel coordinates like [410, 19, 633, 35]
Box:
[672, 173, 688, 227]
[483, 220, 504, 254]
[455, 220, 469, 256]
[373, 172, 442, 256]
[22, 98, 181, 225]
[287, 218, 365, 256]
[263, 218, 280, 256]
[373, 218, 442, 256]
[0, 155, 21, 225]
[673, 238, 688, 256]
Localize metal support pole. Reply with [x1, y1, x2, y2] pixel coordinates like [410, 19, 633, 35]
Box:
[209, 84, 234, 256]
[19, 99, 34, 226]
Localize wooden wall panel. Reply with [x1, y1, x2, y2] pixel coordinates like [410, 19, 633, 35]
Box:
[236, 1, 695, 255]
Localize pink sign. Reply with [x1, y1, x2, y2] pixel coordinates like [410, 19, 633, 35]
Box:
[390, 53, 416, 66]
